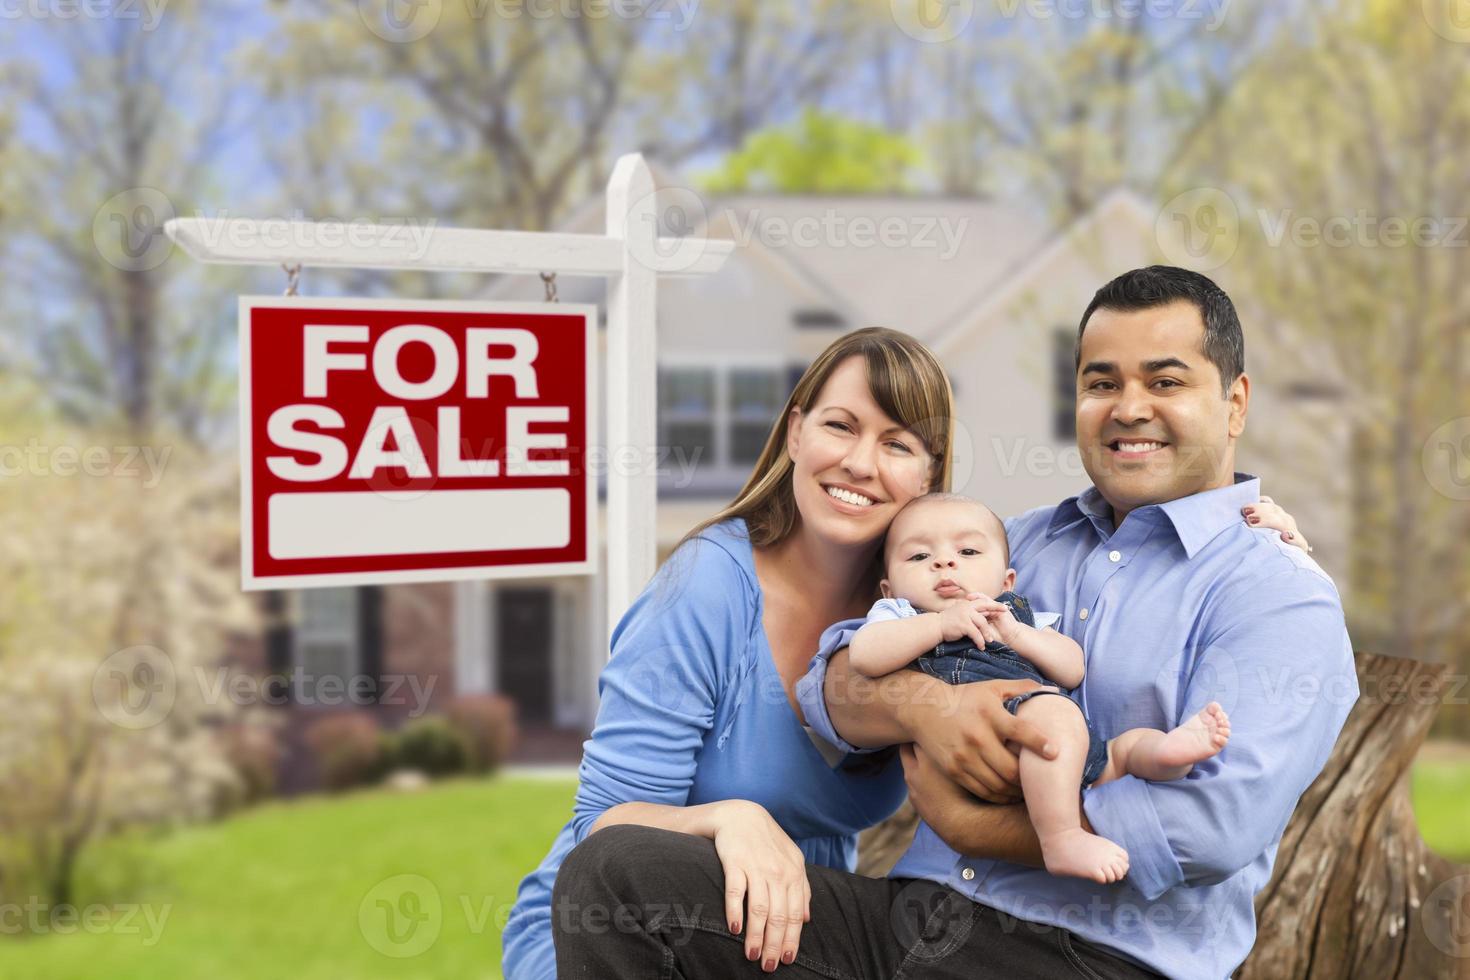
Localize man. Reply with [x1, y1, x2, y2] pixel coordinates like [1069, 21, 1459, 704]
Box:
[553, 266, 1357, 979]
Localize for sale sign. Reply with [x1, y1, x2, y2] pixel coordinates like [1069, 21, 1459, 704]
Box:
[239, 296, 596, 590]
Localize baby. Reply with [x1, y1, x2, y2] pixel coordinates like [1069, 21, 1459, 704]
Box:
[849, 492, 1231, 883]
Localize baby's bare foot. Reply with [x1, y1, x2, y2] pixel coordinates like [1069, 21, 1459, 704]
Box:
[1040, 828, 1130, 883]
[1154, 702, 1231, 771]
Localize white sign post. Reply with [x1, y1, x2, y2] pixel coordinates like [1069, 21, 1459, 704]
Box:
[167, 153, 732, 654]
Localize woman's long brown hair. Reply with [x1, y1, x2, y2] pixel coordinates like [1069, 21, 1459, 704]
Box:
[666, 327, 956, 600]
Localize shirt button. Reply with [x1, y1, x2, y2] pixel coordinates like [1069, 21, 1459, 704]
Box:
[1109, 550, 1121, 562]
[961, 867, 975, 881]
[1079, 608, 1089, 620]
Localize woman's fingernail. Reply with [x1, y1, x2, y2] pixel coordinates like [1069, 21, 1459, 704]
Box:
[1241, 507, 1253, 515]
[730, 920, 740, 934]
[748, 947, 759, 961]
[784, 950, 795, 964]
[764, 958, 777, 971]
[1248, 516, 1259, 524]
[1284, 531, 1294, 540]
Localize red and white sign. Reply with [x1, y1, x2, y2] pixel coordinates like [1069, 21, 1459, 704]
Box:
[239, 296, 596, 590]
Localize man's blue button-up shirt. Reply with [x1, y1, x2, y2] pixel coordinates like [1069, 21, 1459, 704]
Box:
[797, 475, 1358, 979]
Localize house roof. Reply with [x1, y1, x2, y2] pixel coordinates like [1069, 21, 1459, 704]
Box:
[479, 161, 1053, 342]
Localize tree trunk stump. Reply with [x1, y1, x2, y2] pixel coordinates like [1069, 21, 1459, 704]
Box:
[854, 652, 1470, 979]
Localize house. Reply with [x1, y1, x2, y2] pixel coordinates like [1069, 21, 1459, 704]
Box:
[236, 169, 1351, 780]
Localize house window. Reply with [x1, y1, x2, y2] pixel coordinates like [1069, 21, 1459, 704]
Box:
[1051, 327, 1077, 442]
[792, 309, 846, 330]
[295, 587, 360, 705]
[658, 362, 790, 491]
[728, 369, 785, 465]
[658, 367, 717, 468]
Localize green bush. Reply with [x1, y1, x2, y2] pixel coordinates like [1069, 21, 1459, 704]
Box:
[383, 716, 469, 778]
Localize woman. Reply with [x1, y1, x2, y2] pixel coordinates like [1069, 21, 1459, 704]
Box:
[501, 328, 1304, 978]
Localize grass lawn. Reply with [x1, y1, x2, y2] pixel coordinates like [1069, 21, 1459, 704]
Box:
[2, 756, 1466, 978]
[0, 776, 579, 980]
[1412, 749, 1470, 862]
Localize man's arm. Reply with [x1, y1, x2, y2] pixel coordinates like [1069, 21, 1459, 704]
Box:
[1081, 568, 1358, 900]
[796, 642, 1056, 803]
[900, 743, 1097, 866]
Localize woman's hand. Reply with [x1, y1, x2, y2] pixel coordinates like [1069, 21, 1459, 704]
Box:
[710, 799, 811, 973]
[906, 677, 1057, 803]
[1242, 495, 1311, 554]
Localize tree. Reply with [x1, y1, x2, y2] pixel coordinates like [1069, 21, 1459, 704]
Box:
[1172, 0, 1470, 706]
[3, 6, 246, 441]
[701, 109, 923, 193]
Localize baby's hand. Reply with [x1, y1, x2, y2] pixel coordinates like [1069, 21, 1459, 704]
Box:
[983, 604, 1026, 646]
[936, 597, 1003, 646]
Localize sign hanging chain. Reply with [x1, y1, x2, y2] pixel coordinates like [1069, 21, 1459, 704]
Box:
[282, 262, 302, 297]
[540, 271, 559, 303]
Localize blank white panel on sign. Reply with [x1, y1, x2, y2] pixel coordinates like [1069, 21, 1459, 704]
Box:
[268, 489, 571, 560]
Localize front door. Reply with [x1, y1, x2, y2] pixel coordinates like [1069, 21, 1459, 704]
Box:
[495, 587, 553, 725]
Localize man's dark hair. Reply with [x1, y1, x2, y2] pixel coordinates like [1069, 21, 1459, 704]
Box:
[1075, 266, 1244, 394]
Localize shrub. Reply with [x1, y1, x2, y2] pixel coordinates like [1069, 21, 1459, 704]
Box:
[304, 713, 383, 791]
[445, 694, 518, 774]
[383, 716, 469, 778]
[219, 719, 282, 809]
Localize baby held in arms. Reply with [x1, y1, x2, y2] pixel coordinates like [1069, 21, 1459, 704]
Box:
[849, 493, 1231, 883]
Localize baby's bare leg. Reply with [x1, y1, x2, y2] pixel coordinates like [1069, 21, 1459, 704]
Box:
[1016, 695, 1129, 884]
[1099, 702, 1232, 785]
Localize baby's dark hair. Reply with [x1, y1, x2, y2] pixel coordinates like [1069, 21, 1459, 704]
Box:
[883, 492, 1010, 567]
